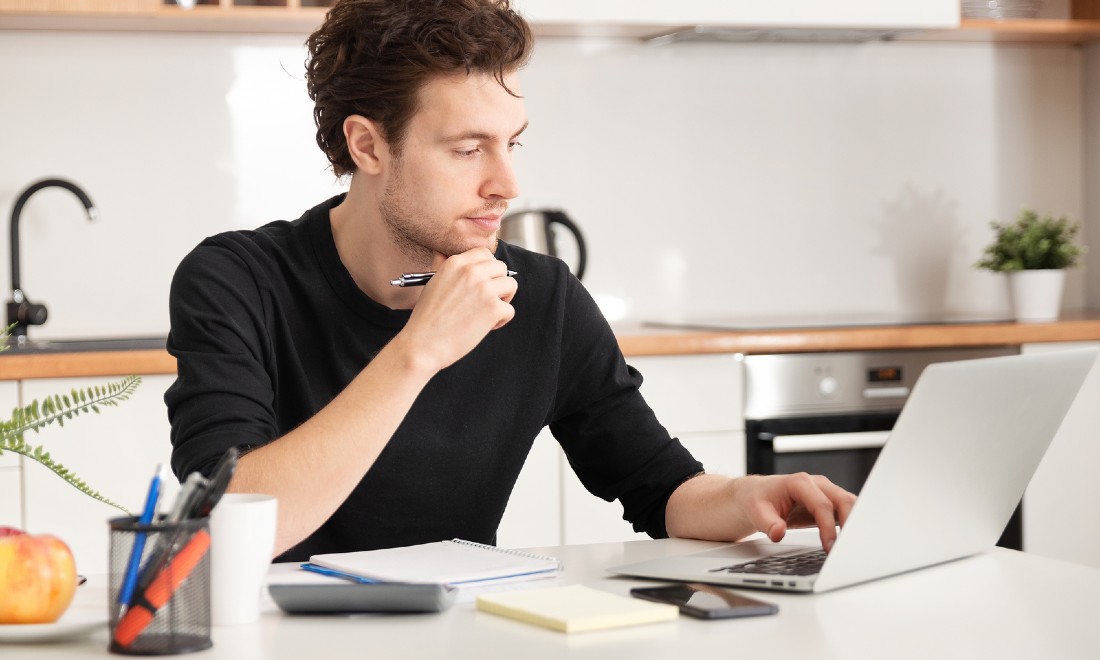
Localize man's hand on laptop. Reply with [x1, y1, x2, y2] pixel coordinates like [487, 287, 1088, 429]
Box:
[666, 472, 857, 553]
[735, 473, 856, 553]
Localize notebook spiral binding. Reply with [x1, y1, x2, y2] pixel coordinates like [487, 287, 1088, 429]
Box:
[448, 539, 564, 571]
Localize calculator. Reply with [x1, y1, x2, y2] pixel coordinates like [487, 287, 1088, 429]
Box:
[268, 582, 456, 614]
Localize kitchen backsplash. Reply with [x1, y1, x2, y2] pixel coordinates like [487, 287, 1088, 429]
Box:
[0, 30, 1089, 338]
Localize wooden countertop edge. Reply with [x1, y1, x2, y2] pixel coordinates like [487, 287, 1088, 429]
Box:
[615, 319, 1100, 356]
[3, 318, 1100, 379]
[0, 349, 177, 380]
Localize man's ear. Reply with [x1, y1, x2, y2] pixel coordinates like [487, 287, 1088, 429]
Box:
[344, 115, 390, 175]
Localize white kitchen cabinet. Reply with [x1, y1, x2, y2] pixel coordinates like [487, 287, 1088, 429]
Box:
[1022, 341, 1100, 569]
[0, 381, 22, 529]
[496, 428, 562, 549]
[20, 375, 178, 576]
[561, 354, 745, 545]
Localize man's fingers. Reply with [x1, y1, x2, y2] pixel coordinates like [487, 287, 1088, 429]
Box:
[491, 301, 516, 330]
[732, 474, 857, 552]
[815, 476, 857, 528]
[434, 250, 513, 286]
[485, 274, 518, 329]
[744, 492, 788, 543]
[785, 473, 840, 552]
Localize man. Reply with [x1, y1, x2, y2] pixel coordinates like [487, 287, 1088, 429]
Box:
[167, 0, 855, 562]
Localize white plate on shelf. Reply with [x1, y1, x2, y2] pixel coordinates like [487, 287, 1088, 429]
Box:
[0, 608, 107, 643]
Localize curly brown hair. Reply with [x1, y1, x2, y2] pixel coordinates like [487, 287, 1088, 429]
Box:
[305, 0, 533, 177]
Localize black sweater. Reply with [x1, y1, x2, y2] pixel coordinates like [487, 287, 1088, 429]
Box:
[166, 195, 702, 562]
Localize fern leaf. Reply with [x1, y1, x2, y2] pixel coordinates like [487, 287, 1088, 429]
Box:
[7, 444, 129, 512]
[0, 375, 143, 514]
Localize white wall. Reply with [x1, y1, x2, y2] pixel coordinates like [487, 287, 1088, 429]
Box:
[0, 30, 1087, 338]
[519, 39, 1084, 323]
[0, 31, 343, 339]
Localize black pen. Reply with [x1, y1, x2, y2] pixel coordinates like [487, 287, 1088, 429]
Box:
[186, 447, 239, 519]
[390, 270, 518, 287]
[166, 472, 208, 524]
[129, 448, 238, 603]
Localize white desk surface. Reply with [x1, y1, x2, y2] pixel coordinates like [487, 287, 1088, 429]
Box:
[5, 529, 1099, 659]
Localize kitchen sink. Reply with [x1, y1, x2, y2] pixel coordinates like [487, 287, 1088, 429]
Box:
[1, 336, 167, 354]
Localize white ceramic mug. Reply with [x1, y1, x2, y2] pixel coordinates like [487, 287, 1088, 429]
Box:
[208, 493, 278, 626]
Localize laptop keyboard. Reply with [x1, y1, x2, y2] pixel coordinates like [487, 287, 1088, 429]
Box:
[709, 549, 827, 576]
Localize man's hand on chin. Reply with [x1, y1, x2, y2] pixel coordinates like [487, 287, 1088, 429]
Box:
[399, 248, 519, 372]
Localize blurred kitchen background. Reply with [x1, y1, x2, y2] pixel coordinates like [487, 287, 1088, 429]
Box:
[1, 0, 1099, 338]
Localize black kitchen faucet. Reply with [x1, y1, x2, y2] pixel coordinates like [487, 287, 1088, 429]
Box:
[6, 178, 99, 340]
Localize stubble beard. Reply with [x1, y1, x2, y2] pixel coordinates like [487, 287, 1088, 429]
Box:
[379, 162, 502, 268]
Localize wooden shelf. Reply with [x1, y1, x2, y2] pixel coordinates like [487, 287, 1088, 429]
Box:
[0, 4, 330, 34]
[898, 18, 1100, 44]
[4, 8, 1100, 42]
[0, 4, 682, 37]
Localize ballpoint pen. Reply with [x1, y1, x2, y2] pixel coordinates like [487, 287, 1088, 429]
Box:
[126, 448, 237, 617]
[129, 471, 208, 585]
[390, 270, 518, 287]
[185, 447, 238, 519]
[117, 464, 166, 607]
[165, 472, 208, 524]
[299, 562, 380, 584]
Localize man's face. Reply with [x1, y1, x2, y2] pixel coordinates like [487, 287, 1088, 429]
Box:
[379, 71, 528, 263]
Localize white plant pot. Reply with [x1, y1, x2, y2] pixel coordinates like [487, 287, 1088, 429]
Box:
[1007, 269, 1066, 323]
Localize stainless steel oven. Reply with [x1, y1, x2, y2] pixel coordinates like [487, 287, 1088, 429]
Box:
[743, 346, 1024, 550]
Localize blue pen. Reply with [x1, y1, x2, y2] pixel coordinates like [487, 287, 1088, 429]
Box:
[300, 563, 380, 584]
[118, 463, 166, 607]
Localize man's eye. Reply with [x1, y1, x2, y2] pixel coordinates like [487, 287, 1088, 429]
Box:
[456, 148, 480, 158]
[508, 141, 524, 151]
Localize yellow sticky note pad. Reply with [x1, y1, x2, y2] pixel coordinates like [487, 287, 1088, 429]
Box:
[476, 584, 679, 633]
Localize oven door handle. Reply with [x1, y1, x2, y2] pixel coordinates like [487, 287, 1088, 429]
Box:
[770, 431, 891, 453]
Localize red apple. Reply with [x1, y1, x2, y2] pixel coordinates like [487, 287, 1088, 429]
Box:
[0, 533, 77, 624]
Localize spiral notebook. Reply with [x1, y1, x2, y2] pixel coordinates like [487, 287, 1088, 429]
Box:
[308, 539, 563, 586]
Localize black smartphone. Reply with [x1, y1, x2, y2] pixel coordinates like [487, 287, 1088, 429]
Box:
[630, 583, 779, 620]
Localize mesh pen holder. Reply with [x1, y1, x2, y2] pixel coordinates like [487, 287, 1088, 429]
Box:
[108, 516, 212, 655]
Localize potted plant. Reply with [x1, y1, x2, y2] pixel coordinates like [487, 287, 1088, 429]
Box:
[0, 329, 139, 623]
[975, 209, 1085, 322]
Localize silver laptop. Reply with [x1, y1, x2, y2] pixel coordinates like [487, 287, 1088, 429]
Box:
[609, 348, 1098, 593]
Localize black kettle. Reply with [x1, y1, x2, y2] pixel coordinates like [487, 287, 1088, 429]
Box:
[499, 209, 587, 280]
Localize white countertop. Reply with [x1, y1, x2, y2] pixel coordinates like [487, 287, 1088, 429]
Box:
[6, 530, 1099, 659]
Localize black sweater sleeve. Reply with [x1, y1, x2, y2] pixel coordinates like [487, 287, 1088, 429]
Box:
[548, 271, 703, 538]
[165, 238, 279, 480]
